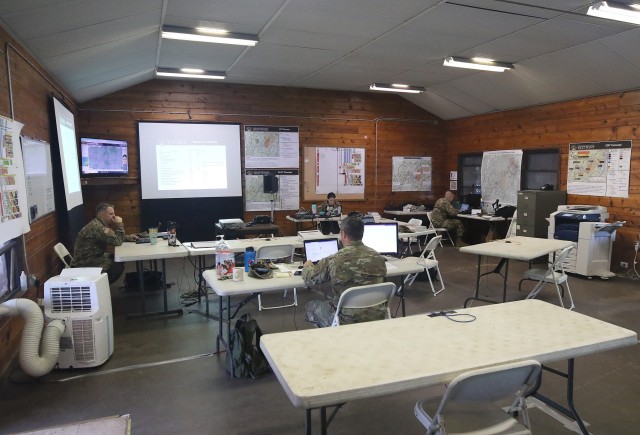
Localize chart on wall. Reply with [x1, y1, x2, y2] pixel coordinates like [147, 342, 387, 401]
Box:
[244, 126, 299, 168]
[0, 115, 29, 244]
[481, 150, 522, 206]
[21, 136, 55, 223]
[392, 156, 432, 192]
[567, 141, 631, 198]
[316, 147, 365, 195]
[245, 169, 300, 212]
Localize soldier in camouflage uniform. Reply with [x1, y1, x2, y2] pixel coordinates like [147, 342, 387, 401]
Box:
[317, 192, 342, 234]
[303, 215, 387, 327]
[72, 203, 138, 283]
[431, 190, 465, 246]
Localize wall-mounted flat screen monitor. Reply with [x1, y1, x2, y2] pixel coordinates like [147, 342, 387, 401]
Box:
[362, 222, 399, 256]
[80, 138, 129, 176]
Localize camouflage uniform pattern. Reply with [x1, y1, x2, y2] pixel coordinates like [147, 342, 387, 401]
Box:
[317, 200, 342, 233]
[71, 218, 127, 283]
[431, 197, 464, 239]
[303, 240, 388, 326]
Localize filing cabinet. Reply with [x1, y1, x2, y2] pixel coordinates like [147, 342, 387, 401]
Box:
[516, 190, 566, 238]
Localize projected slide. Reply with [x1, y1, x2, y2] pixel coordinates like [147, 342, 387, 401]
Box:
[139, 122, 242, 199]
[52, 97, 83, 210]
[157, 144, 227, 190]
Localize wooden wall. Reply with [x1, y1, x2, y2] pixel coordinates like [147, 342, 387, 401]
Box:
[77, 81, 446, 236]
[0, 28, 73, 380]
[446, 92, 640, 270]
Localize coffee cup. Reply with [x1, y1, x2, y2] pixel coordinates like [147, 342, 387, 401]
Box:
[149, 227, 158, 245]
[233, 268, 244, 282]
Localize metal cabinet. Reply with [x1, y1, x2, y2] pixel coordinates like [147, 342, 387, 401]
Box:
[516, 190, 566, 238]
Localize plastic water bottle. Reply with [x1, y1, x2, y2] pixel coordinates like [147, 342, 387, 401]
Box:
[20, 271, 27, 290]
[244, 246, 256, 273]
[215, 236, 234, 280]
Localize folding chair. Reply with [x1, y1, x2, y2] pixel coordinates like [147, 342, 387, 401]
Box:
[404, 235, 444, 296]
[53, 242, 74, 268]
[255, 244, 297, 310]
[518, 245, 575, 310]
[426, 211, 454, 246]
[331, 282, 396, 326]
[415, 359, 541, 435]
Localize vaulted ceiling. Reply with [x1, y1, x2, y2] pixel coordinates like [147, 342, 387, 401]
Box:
[1, 0, 639, 119]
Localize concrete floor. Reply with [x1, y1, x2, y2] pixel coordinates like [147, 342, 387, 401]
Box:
[0, 245, 639, 434]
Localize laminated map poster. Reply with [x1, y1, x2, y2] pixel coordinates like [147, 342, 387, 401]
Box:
[244, 126, 299, 168]
[0, 115, 29, 244]
[244, 169, 300, 212]
[392, 156, 432, 192]
[481, 150, 522, 206]
[567, 141, 631, 198]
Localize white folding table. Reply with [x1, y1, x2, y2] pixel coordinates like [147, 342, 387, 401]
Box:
[459, 236, 573, 307]
[114, 241, 189, 318]
[260, 299, 637, 435]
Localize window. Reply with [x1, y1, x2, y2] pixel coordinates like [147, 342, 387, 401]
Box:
[522, 149, 560, 190]
[0, 237, 25, 302]
[458, 153, 482, 197]
[457, 148, 560, 200]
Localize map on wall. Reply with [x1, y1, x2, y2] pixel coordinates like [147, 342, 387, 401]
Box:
[481, 150, 522, 206]
[244, 126, 299, 168]
[0, 115, 29, 245]
[392, 156, 432, 192]
[316, 147, 365, 195]
[245, 169, 300, 211]
[567, 141, 631, 198]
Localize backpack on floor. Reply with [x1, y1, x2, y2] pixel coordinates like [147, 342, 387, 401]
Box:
[225, 313, 270, 379]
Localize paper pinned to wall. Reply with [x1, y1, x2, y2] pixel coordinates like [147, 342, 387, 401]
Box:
[21, 136, 55, 223]
[0, 116, 29, 244]
[481, 150, 522, 207]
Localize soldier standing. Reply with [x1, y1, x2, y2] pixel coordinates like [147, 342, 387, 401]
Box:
[303, 215, 387, 327]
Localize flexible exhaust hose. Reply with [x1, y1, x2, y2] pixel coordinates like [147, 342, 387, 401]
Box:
[0, 299, 65, 377]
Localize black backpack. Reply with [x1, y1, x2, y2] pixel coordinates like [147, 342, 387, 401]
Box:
[225, 313, 270, 379]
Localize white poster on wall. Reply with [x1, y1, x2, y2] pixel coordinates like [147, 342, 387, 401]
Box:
[0, 116, 29, 244]
[244, 126, 299, 169]
[245, 169, 300, 211]
[567, 141, 631, 198]
[481, 150, 522, 207]
[316, 147, 365, 195]
[21, 136, 55, 223]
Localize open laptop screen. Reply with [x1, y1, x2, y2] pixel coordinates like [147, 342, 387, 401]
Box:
[304, 238, 340, 262]
[459, 203, 470, 212]
[362, 222, 399, 256]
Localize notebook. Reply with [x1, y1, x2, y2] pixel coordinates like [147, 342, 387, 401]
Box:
[304, 238, 340, 263]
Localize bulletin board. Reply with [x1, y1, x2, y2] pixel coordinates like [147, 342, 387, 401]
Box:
[21, 136, 55, 223]
[303, 147, 365, 202]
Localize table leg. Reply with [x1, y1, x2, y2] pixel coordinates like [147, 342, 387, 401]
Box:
[464, 256, 510, 307]
[127, 260, 183, 320]
[534, 359, 588, 434]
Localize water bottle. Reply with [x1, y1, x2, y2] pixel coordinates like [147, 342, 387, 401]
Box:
[215, 236, 234, 280]
[244, 246, 256, 273]
[20, 271, 27, 290]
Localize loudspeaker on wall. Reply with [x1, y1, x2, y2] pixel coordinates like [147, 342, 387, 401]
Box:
[263, 174, 279, 193]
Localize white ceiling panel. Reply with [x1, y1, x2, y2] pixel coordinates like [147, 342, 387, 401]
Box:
[1, 0, 640, 119]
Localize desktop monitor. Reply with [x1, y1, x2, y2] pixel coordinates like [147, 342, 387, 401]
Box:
[304, 238, 340, 263]
[362, 222, 399, 256]
[464, 194, 482, 209]
[80, 138, 128, 176]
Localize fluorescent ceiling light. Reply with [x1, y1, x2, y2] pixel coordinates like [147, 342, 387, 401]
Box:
[587, 1, 640, 25]
[161, 25, 258, 46]
[156, 67, 226, 80]
[369, 83, 425, 94]
[443, 56, 514, 72]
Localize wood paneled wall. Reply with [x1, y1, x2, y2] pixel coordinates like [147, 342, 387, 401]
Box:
[0, 28, 74, 380]
[446, 92, 640, 269]
[78, 81, 446, 236]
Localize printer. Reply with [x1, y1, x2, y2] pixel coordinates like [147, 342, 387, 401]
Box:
[548, 205, 622, 278]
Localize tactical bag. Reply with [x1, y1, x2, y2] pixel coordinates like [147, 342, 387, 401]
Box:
[225, 313, 270, 379]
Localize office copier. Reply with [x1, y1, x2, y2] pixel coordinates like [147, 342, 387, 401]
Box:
[548, 205, 623, 278]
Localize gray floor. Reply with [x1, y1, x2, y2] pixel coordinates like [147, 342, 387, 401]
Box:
[1, 245, 639, 434]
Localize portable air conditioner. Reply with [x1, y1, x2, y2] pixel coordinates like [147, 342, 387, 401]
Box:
[44, 272, 114, 369]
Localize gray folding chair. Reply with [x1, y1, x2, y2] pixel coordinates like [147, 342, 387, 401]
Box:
[53, 242, 74, 268]
[415, 359, 541, 435]
[255, 244, 297, 310]
[426, 211, 454, 246]
[518, 245, 575, 310]
[404, 235, 445, 296]
[331, 282, 396, 326]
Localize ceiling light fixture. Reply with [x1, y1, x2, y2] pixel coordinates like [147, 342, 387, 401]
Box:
[161, 25, 259, 46]
[369, 83, 425, 94]
[443, 56, 514, 72]
[156, 67, 226, 80]
[587, 1, 640, 25]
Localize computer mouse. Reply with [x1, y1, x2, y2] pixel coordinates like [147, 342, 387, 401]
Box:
[298, 265, 304, 269]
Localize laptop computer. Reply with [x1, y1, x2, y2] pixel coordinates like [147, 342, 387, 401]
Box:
[459, 203, 471, 214]
[304, 238, 340, 263]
